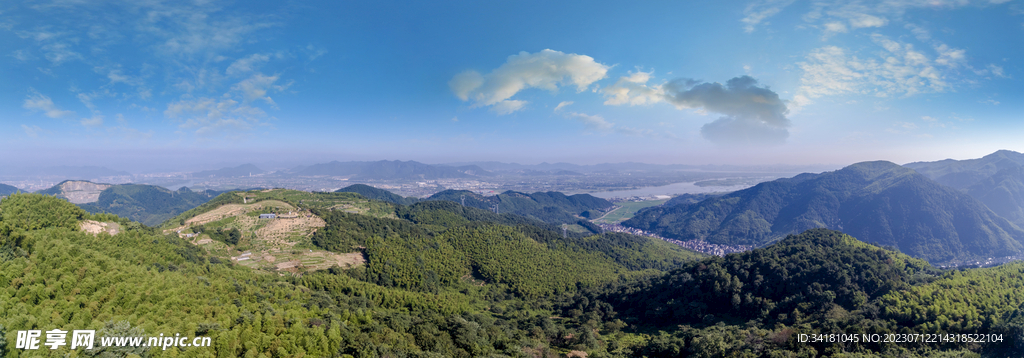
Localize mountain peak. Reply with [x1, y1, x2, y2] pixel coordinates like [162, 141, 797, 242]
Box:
[841, 160, 906, 179]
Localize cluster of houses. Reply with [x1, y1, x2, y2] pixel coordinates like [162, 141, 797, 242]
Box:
[596, 223, 752, 257]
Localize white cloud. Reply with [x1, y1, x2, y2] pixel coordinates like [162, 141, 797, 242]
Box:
[90, 66, 151, 99]
[849, 14, 887, 28]
[566, 112, 613, 131]
[16, 30, 83, 65]
[81, 114, 104, 127]
[796, 37, 952, 105]
[11, 49, 34, 61]
[23, 89, 74, 118]
[449, 70, 485, 101]
[226, 53, 271, 76]
[165, 96, 269, 137]
[741, 0, 796, 33]
[921, 116, 937, 122]
[934, 44, 966, 68]
[6, 1, 290, 140]
[747, 0, 1010, 37]
[150, 11, 275, 57]
[77, 92, 99, 112]
[988, 64, 1007, 78]
[905, 23, 931, 41]
[554, 101, 574, 112]
[41, 42, 82, 65]
[490, 100, 527, 115]
[231, 73, 289, 104]
[602, 70, 665, 106]
[823, 21, 849, 37]
[449, 49, 610, 114]
[304, 44, 327, 61]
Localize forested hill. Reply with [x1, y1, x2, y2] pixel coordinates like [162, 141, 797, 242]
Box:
[567, 229, 1024, 356]
[312, 198, 705, 297]
[602, 228, 939, 326]
[78, 184, 222, 226]
[0, 192, 707, 357]
[0, 183, 18, 196]
[335, 184, 419, 205]
[905, 150, 1024, 227]
[426, 189, 612, 228]
[623, 160, 1024, 264]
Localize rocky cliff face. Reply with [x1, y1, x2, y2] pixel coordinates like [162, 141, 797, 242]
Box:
[58, 181, 112, 204]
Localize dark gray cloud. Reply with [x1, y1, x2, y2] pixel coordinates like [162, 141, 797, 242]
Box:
[663, 75, 790, 145]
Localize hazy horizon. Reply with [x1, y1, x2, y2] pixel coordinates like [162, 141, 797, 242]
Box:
[3, 1, 1022, 173]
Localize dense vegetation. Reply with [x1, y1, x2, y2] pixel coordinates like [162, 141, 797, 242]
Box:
[426, 189, 611, 231]
[312, 198, 702, 297]
[553, 229, 1024, 356]
[12, 188, 1024, 357]
[192, 224, 243, 245]
[2, 193, 653, 357]
[78, 184, 222, 226]
[624, 161, 1024, 264]
[335, 184, 420, 205]
[604, 229, 940, 325]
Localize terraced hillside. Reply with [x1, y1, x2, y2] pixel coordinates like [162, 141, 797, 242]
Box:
[160, 189, 392, 273]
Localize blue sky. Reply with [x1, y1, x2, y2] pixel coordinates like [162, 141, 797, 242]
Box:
[1, 0, 1021, 171]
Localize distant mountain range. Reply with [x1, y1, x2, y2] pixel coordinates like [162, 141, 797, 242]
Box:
[335, 184, 612, 231]
[443, 161, 839, 174]
[79, 185, 223, 226]
[291, 160, 492, 180]
[37, 180, 221, 226]
[192, 163, 265, 178]
[905, 150, 1024, 228]
[0, 183, 19, 196]
[624, 160, 1024, 263]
